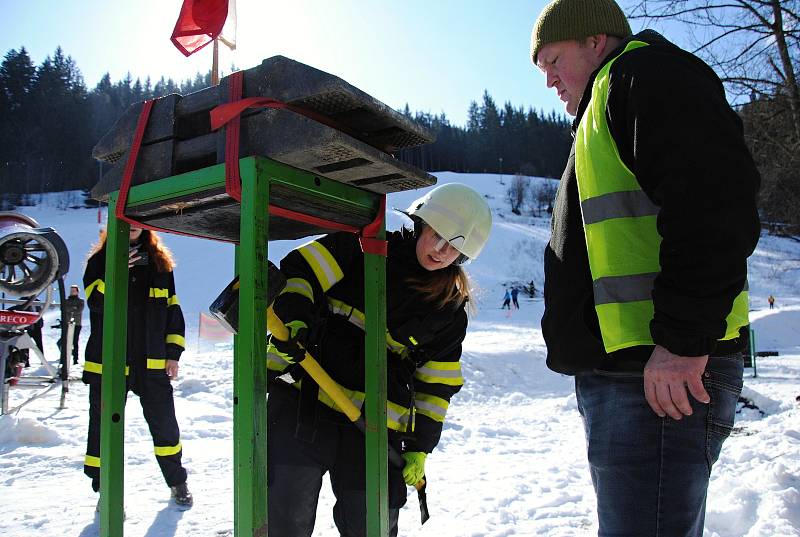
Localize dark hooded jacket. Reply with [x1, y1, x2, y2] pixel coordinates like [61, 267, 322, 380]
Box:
[82, 248, 186, 388]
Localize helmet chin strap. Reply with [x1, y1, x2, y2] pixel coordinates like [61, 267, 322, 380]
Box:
[453, 253, 470, 266]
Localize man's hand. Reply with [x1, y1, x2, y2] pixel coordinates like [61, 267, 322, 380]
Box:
[166, 359, 180, 379]
[643, 345, 709, 420]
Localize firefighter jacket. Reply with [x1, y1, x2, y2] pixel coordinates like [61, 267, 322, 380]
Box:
[82, 248, 186, 386]
[542, 30, 761, 374]
[269, 230, 468, 454]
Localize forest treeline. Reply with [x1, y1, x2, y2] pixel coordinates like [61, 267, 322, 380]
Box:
[0, 46, 571, 202]
[1, 45, 797, 232]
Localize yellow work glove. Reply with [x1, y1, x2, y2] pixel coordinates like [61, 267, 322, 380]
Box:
[401, 451, 427, 485]
[267, 320, 308, 363]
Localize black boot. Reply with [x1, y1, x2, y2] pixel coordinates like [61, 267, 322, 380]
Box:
[170, 481, 193, 509]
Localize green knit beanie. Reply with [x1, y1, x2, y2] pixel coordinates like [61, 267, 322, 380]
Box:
[530, 0, 632, 64]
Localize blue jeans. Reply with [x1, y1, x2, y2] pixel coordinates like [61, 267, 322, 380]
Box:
[575, 355, 743, 536]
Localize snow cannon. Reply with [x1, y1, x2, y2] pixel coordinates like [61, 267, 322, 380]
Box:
[0, 212, 70, 298]
[0, 213, 70, 414]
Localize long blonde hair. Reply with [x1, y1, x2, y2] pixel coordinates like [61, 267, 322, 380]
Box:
[88, 228, 176, 273]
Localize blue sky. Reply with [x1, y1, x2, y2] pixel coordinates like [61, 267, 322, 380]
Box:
[0, 0, 582, 127]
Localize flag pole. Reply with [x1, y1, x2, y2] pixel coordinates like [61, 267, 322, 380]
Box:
[212, 38, 220, 86]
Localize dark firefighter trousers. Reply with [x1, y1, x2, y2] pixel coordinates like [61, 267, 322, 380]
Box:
[84, 373, 187, 491]
[267, 382, 406, 537]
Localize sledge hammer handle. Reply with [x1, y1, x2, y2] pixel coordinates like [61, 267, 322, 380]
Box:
[211, 260, 402, 467]
[266, 304, 406, 469]
[245, 262, 429, 523]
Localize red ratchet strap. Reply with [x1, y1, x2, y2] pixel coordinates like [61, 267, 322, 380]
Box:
[114, 100, 214, 240]
[115, 99, 154, 224]
[212, 70, 387, 256]
[210, 70, 360, 202]
[359, 195, 387, 256]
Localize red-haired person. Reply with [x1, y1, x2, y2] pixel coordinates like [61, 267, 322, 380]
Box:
[82, 226, 192, 509]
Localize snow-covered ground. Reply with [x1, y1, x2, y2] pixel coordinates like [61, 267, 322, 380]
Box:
[1, 173, 798, 537]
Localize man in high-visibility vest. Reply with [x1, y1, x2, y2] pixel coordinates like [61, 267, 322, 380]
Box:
[530, 0, 760, 535]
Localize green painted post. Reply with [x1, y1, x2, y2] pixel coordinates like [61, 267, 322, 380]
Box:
[233, 158, 269, 536]
[116, 156, 386, 535]
[99, 198, 130, 536]
[363, 215, 388, 536]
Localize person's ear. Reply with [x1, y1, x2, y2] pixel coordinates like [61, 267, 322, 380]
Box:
[587, 34, 609, 58]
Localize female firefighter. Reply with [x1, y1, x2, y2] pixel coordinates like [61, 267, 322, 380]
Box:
[82, 226, 192, 508]
[266, 183, 492, 536]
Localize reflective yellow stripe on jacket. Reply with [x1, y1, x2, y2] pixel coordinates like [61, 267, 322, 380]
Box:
[85, 279, 105, 299]
[84, 360, 130, 376]
[415, 392, 450, 423]
[281, 277, 315, 303]
[150, 287, 180, 307]
[166, 334, 185, 348]
[414, 360, 464, 387]
[154, 442, 182, 457]
[297, 240, 344, 292]
[326, 297, 409, 356]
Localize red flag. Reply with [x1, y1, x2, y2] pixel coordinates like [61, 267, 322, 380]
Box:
[171, 0, 230, 57]
[199, 312, 233, 341]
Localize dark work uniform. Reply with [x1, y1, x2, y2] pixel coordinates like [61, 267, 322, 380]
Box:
[267, 230, 468, 537]
[82, 246, 187, 491]
[63, 295, 84, 364]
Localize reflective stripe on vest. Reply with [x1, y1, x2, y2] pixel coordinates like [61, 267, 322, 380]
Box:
[575, 40, 749, 353]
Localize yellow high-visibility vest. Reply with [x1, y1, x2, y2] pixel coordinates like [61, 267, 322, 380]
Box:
[575, 40, 749, 353]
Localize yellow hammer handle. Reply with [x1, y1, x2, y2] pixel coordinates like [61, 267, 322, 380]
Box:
[267, 305, 362, 423]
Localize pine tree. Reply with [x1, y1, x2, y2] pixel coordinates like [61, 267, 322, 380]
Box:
[0, 48, 37, 194]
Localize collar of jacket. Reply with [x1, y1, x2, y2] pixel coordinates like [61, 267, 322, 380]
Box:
[388, 228, 425, 273]
[570, 29, 672, 135]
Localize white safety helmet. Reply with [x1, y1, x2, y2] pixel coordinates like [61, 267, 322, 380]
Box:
[406, 183, 492, 263]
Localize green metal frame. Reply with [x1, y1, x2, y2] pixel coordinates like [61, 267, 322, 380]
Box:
[99, 156, 391, 536]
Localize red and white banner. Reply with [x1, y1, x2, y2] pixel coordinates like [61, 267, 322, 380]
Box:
[171, 0, 235, 57]
[0, 310, 40, 326]
[199, 312, 232, 341]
